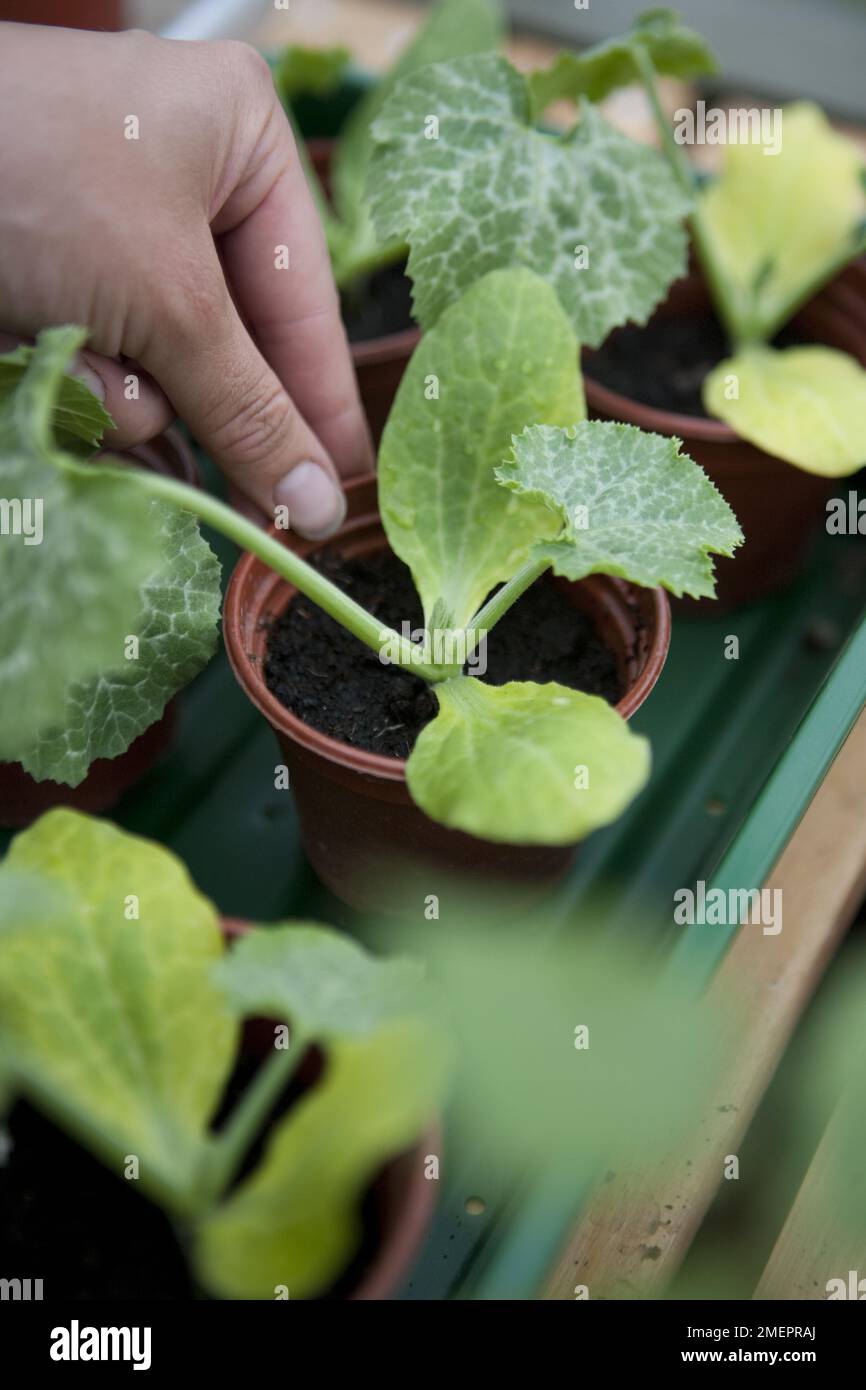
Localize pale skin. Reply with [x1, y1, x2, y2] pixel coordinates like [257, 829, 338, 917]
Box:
[0, 23, 374, 537]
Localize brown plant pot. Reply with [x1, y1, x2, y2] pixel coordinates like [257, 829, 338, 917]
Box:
[222, 918, 438, 1300]
[0, 428, 198, 828]
[583, 272, 866, 612]
[829, 257, 866, 334]
[223, 474, 670, 913]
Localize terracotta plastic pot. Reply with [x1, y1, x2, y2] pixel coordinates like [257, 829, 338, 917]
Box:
[583, 272, 866, 611]
[0, 428, 198, 828]
[224, 474, 671, 913]
[222, 918, 438, 1300]
[829, 257, 866, 334]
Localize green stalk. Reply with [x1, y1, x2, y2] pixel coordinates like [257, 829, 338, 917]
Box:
[334, 234, 409, 294]
[96, 463, 450, 684]
[201, 1035, 306, 1204]
[631, 46, 745, 349]
[464, 553, 551, 663]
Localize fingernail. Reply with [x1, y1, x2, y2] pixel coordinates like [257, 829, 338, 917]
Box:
[71, 354, 107, 402]
[273, 461, 346, 539]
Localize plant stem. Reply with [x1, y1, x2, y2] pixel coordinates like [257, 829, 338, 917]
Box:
[334, 234, 408, 293]
[465, 553, 551, 662]
[95, 463, 450, 684]
[631, 46, 744, 348]
[202, 1036, 306, 1203]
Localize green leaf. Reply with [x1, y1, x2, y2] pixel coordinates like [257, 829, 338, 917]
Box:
[330, 0, 502, 286]
[0, 328, 165, 757]
[368, 53, 691, 345]
[697, 103, 866, 343]
[497, 421, 743, 599]
[18, 501, 221, 786]
[704, 344, 866, 477]
[378, 268, 585, 630]
[0, 343, 115, 454]
[195, 1021, 446, 1299]
[528, 7, 718, 117]
[423, 921, 729, 1181]
[0, 810, 236, 1210]
[406, 676, 651, 844]
[213, 924, 427, 1040]
[273, 44, 350, 104]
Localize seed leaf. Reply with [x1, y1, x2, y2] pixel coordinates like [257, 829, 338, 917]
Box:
[379, 267, 585, 630]
[704, 344, 866, 476]
[406, 676, 651, 844]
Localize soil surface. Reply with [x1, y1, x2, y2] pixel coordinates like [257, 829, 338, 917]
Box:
[264, 549, 623, 760]
[0, 1099, 193, 1300]
[342, 262, 414, 343]
[584, 311, 803, 417]
[0, 1045, 377, 1301]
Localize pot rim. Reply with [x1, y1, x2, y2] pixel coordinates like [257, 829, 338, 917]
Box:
[582, 268, 862, 444]
[222, 917, 439, 1301]
[223, 473, 671, 785]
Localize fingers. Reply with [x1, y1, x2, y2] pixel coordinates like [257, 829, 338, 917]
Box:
[0, 332, 174, 448]
[75, 351, 175, 448]
[141, 242, 348, 537]
[217, 125, 374, 481]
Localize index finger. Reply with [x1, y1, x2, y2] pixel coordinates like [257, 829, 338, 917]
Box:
[217, 113, 374, 481]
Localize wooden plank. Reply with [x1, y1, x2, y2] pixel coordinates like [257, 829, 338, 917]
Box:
[543, 707, 866, 1300]
[755, 1110, 866, 1300]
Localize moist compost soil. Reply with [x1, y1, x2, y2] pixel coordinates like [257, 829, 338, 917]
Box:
[264, 549, 623, 761]
[342, 262, 414, 343]
[584, 310, 803, 417]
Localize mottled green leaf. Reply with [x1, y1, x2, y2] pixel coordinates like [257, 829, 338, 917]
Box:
[704, 344, 866, 476]
[195, 1022, 446, 1299]
[497, 421, 742, 599]
[379, 268, 585, 629]
[698, 103, 866, 343]
[0, 328, 164, 757]
[0, 811, 236, 1210]
[331, 0, 502, 286]
[528, 7, 717, 117]
[18, 502, 221, 786]
[369, 53, 691, 344]
[0, 343, 114, 454]
[407, 676, 651, 844]
[214, 924, 427, 1040]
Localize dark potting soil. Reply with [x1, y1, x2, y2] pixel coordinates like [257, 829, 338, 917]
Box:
[0, 1044, 379, 1300]
[584, 311, 804, 418]
[264, 549, 623, 761]
[341, 261, 414, 343]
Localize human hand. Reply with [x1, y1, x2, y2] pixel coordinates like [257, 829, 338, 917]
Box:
[0, 23, 373, 536]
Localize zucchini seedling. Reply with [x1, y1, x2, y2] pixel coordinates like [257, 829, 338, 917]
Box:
[0, 267, 740, 845]
[272, 0, 504, 295]
[0, 809, 446, 1299]
[367, 6, 866, 475]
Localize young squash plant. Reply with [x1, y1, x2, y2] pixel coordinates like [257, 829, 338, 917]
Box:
[368, 7, 866, 474]
[0, 275, 740, 845]
[0, 808, 446, 1299]
[272, 0, 504, 294]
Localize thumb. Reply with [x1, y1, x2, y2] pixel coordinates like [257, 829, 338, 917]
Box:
[142, 264, 347, 539]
